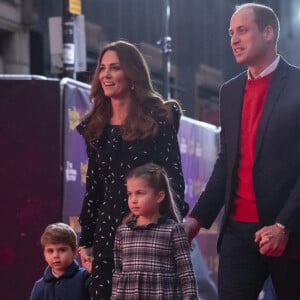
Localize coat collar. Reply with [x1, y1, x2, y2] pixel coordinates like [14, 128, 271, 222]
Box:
[43, 260, 79, 281]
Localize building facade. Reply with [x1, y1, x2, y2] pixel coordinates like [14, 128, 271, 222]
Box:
[0, 0, 299, 123]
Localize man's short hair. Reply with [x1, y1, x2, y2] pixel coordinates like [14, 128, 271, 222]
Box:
[236, 3, 280, 43]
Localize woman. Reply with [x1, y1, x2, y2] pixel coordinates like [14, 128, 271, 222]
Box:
[77, 40, 189, 300]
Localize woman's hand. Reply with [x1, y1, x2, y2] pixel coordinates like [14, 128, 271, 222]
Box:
[78, 247, 94, 273]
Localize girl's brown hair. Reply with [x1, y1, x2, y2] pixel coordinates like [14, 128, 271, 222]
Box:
[126, 163, 182, 222]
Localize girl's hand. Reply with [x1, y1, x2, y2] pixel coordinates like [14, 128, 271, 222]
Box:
[182, 218, 202, 243]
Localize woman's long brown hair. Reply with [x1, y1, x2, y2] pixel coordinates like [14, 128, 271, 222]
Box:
[81, 40, 181, 144]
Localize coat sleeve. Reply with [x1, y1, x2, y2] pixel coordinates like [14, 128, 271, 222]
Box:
[29, 279, 43, 300]
[190, 85, 228, 228]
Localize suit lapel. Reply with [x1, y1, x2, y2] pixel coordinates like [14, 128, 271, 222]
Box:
[229, 74, 246, 162]
[254, 58, 288, 162]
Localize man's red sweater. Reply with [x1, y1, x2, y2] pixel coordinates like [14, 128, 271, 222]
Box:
[231, 72, 273, 222]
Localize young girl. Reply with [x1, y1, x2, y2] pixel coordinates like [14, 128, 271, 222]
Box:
[111, 163, 198, 299]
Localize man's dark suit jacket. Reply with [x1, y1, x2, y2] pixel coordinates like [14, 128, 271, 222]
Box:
[191, 57, 300, 248]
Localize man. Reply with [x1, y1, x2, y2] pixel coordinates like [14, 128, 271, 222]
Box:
[184, 3, 300, 300]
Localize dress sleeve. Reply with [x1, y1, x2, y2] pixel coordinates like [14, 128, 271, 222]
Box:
[156, 102, 189, 218]
[171, 224, 198, 299]
[111, 227, 122, 299]
[78, 143, 104, 247]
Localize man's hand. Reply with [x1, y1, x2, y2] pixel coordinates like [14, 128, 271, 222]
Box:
[254, 224, 289, 256]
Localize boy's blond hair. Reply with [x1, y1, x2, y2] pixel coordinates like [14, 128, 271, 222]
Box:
[40, 223, 77, 251]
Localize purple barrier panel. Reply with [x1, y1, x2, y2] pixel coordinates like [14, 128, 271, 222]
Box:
[0, 79, 63, 300]
[61, 79, 92, 231]
[178, 116, 220, 284]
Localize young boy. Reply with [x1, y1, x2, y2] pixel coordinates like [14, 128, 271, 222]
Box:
[30, 222, 90, 300]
